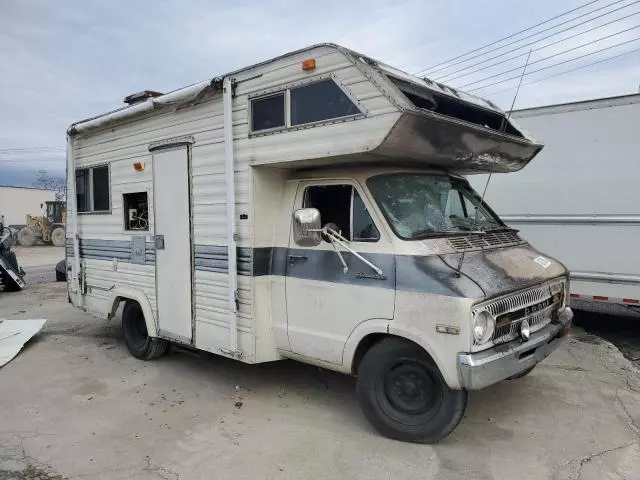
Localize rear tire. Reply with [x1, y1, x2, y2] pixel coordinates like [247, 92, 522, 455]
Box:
[18, 227, 36, 247]
[356, 338, 467, 443]
[51, 227, 65, 247]
[122, 301, 168, 360]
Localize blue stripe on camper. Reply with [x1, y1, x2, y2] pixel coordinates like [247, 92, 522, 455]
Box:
[66, 239, 155, 265]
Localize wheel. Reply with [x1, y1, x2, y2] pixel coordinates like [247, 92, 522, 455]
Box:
[2, 251, 22, 291]
[356, 338, 467, 443]
[18, 227, 36, 247]
[56, 269, 66, 282]
[51, 227, 65, 247]
[122, 301, 168, 360]
[508, 365, 536, 380]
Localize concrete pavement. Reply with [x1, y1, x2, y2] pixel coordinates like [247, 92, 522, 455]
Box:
[0, 282, 639, 480]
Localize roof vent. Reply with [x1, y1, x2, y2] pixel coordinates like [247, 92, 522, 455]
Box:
[124, 90, 163, 105]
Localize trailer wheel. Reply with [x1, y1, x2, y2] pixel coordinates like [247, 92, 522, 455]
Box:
[356, 338, 467, 443]
[51, 227, 65, 247]
[18, 227, 36, 247]
[122, 301, 168, 360]
[2, 251, 22, 292]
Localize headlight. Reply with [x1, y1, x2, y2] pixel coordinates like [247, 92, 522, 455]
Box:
[473, 310, 496, 344]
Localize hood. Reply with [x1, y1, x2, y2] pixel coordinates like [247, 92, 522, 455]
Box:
[438, 244, 568, 299]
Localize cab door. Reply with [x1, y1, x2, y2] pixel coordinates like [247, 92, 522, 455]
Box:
[285, 180, 395, 365]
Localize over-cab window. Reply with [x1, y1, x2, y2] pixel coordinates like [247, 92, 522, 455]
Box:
[76, 165, 110, 213]
[250, 79, 360, 133]
[302, 185, 379, 243]
[290, 79, 360, 126]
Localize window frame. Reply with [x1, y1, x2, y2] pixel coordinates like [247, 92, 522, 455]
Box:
[248, 74, 365, 136]
[75, 163, 112, 215]
[122, 190, 150, 232]
[299, 182, 380, 245]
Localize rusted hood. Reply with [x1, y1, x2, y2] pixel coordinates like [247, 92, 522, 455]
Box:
[372, 112, 542, 173]
[439, 244, 568, 299]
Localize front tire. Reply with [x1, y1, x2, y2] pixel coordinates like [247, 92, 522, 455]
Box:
[122, 301, 168, 360]
[356, 338, 467, 443]
[51, 227, 65, 247]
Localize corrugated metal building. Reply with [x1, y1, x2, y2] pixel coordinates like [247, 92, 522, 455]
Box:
[0, 186, 55, 226]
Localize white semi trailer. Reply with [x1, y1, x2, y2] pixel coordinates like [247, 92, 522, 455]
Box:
[472, 94, 640, 312]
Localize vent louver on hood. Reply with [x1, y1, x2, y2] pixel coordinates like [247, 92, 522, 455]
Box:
[448, 231, 524, 252]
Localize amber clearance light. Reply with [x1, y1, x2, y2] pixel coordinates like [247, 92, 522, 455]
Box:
[302, 58, 316, 71]
[133, 161, 145, 172]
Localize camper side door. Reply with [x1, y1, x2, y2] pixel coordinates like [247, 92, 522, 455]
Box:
[285, 180, 395, 365]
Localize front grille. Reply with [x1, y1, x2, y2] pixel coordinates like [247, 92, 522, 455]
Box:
[448, 231, 523, 252]
[472, 278, 566, 349]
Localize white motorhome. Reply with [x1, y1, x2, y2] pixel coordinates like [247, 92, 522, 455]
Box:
[66, 44, 573, 443]
[471, 94, 640, 313]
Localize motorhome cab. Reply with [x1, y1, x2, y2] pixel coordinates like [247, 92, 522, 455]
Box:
[66, 44, 573, 443]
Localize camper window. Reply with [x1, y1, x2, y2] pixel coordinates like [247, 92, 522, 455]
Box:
[123, 192, 149, 231]
[302, 185, 378, 243]
[75, 165, 110, 213]
[251, 93, 285, 131]
[290, 79, 360, 126]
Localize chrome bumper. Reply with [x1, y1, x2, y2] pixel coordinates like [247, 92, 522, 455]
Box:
[457, 307, 573, 390]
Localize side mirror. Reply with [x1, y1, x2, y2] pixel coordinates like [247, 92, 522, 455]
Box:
[293, 208, 321, 247]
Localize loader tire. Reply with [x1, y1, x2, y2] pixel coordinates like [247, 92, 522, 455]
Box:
[18, 227, 36, 247]
[122, 301, 168, 360]
[51, 227, 66, 247]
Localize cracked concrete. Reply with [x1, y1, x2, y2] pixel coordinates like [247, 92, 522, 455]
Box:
[1, 282, 639, 480]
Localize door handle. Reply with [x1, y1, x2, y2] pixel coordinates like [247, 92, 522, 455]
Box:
[155, 235, 165, 250]
[288, 254, 307, 263]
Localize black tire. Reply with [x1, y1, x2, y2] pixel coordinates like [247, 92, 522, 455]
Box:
[356, 338, 467, 443]
[56, 269, 66, 282]
[2, 251, 22, 292]
[508, 365, 536, 380]
[122, 301, 168, 360]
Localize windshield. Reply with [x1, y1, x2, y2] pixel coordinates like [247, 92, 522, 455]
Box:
[367, 173, 504, 240]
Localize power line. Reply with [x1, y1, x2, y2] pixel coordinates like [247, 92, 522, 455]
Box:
[457, 24, 640, 89]
[467, 35, 640, 91]
[417, 0, 634, 76]
[414, 0, 605, 74]
[481, 46, 640, 97]
[435, 9, 640, 82]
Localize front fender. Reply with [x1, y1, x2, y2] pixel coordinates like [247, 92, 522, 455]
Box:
[108, 288, 158, 338]
[343, 318, 461, 389]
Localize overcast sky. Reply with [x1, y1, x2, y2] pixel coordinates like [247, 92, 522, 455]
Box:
[1, 0, 639, 182]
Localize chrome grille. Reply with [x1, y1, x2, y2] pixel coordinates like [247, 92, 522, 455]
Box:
[448, 231, 523, 252]
[472, 278, 567, 349]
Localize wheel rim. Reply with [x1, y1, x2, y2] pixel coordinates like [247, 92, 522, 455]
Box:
[127, 309, 148, 350]
[376, 359, 444, 425]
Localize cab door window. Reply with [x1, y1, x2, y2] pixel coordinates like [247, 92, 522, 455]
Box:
[302, 184, 379, 243]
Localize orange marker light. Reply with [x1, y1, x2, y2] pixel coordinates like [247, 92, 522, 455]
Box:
[133, 161, 145, 172]
[302, 58, 316, 71]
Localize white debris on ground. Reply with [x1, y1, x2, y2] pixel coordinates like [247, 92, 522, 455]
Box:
[0, 319, 46, 367]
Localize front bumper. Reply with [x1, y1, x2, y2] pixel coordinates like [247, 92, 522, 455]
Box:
[457, 307, 573, 390]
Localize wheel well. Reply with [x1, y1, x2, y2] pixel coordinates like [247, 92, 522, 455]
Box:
[351, 334, 430, 375]
[109, 296, 136, 320]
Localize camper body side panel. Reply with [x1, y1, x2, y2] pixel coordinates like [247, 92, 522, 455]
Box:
[471, 95, 640, 306]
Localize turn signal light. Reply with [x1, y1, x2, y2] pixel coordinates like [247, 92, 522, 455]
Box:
[302, 59, 316, 71]
[133, 161, 145, 172]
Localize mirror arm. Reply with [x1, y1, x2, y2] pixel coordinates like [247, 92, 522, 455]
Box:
[329, 237, 349, 274]
[323, 227, 384, 277]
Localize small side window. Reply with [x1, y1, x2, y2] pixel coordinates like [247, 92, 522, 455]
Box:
[352, 189, 379, 242]
[92, 166, 110, 211]
[290, 79, 360, 126]
[76, 169, 89, 213]
[251, 93, 285, 131]
[124, 192, 149, 231]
